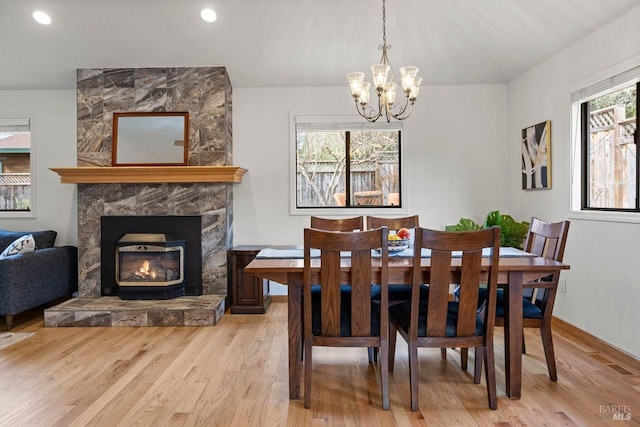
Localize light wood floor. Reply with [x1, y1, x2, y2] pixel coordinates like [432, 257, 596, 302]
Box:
[1, 302, 638, 426]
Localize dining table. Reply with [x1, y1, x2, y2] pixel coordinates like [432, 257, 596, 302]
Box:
[244, 245, 570, 401]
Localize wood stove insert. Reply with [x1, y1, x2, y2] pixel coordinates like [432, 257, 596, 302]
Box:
[101, 215, 202, 297]
[116, 233, 186, 300]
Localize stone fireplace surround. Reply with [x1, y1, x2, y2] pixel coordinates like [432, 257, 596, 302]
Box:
[44, 66, 235, 327]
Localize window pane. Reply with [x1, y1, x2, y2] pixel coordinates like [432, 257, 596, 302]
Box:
[586, 85, 637, 208]
[0, 130, 31, 211]
[296, 130, 347, 207]
[350, 131, 400, 206]
[296, 128, 401, 208]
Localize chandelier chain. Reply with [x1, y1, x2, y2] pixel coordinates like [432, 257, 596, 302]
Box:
[382, 0, 386, 46]
[379, 0, 390, 66]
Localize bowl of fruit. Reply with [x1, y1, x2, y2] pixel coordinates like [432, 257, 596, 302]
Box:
[387, 230, 410, 252]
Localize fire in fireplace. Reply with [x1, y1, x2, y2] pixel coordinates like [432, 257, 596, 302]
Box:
[116, 233, 186, 300]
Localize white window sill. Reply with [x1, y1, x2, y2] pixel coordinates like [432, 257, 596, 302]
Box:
[0, 211, 35, 219]
[568, 209, 640, 224]
[290, 206, 409, 216]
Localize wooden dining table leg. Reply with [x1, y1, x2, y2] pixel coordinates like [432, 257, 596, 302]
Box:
[287, 273, 302, 400]
[504, 271, 524, 399]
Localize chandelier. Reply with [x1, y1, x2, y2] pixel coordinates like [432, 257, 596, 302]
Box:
[347, 0, 422, 122]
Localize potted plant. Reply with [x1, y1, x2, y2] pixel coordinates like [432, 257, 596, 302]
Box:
[445, 210, 530, 249]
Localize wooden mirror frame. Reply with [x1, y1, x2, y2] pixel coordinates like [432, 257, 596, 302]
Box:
[112, 111, 189, 166]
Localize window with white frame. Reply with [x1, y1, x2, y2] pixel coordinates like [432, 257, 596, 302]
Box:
[293, 116, 402, 210]
[572, 67, 638, 212]
[0, 117, 32, 212]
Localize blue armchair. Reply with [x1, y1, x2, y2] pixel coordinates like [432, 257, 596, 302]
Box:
[0, 229, 78, 330]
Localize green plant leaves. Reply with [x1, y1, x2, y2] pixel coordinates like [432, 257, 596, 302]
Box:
[444, 218, 481, 232]
[446, 210, 530, 248]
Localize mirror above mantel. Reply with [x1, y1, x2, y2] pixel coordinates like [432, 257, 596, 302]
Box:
[112, 112, 189, 166]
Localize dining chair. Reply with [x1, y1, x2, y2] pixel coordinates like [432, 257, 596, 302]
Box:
[366, 215, 422, 304]
[303, 227, 390, 409]
[389, 226, 501, 411]
[310, 215, 377, 361]
[366, 215, 422, 363]
[310, 216, 363, 231]
[473, 217, 570, 383]
[366, 215, 419, 232]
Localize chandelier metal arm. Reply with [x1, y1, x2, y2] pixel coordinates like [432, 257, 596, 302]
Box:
[389, 95, 413, 120]
[354, 100, 383, 122]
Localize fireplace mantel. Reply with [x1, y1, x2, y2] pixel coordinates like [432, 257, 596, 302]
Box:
[50, 166, 247, 184]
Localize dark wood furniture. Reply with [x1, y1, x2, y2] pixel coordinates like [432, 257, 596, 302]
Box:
[366, 214, 422, 362]
[389, 227, 501, 410]
[310, 216, 364, 231]
[310, 215, 375, 361]
[474, 217, 570, 383]
[303, 228, 390, 409]
[245, 248, 570, 401]
[366, 215, 419, 231]
[229, 246, 271, 314]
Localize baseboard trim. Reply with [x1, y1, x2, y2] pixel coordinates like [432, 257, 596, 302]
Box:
[270, 295, 287, 304]
[552, 316, 639, 366]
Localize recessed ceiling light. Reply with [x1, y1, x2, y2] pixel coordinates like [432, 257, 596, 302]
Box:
[32, 10, 52, 25]
[200, 8, 217, 23]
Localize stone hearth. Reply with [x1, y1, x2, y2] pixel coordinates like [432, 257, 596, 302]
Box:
[45, 295, 225, 327]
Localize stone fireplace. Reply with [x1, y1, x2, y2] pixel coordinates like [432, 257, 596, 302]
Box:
[44, 66, 236, 327]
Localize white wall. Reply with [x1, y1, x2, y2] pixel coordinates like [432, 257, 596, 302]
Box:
[0, 90, 77, 245]
[233, 85, 508, 295]
[507, 7, 640, 357]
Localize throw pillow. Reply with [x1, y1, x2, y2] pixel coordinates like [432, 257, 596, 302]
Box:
[0, 229, 57, 250]
[0, 234, 36, 258]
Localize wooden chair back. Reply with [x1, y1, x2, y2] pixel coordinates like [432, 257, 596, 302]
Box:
[521, 217, 570, 303]
[366, 215, 419, 231]
[310, 216, 363, 232]
[303, 227, 390, 408]
[304, 228, 389, 338]
[524, 217, 569, 262]
[410, 226, 501, 344]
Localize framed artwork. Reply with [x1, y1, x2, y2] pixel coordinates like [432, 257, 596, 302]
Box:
[522, 120, 551, 190]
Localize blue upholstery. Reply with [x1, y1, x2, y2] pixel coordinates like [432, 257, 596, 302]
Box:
[0, 232, 78, 329]
[389, 301, 484, 337]
[371, 284, 429, 302]
[455, 286, 542, 319]
[494, 291, 544, 319]
[310, 287, 381, 336]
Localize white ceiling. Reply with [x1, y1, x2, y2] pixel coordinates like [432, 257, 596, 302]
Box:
[1, 0, 639, 90]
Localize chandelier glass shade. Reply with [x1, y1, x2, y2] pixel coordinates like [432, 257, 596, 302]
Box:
[347, 0, 421, 122]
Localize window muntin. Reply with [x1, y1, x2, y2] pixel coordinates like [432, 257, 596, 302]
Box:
[0, 118, 32, 212]
[296, 127, 401, 209]
[581, 82, 638, 210]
